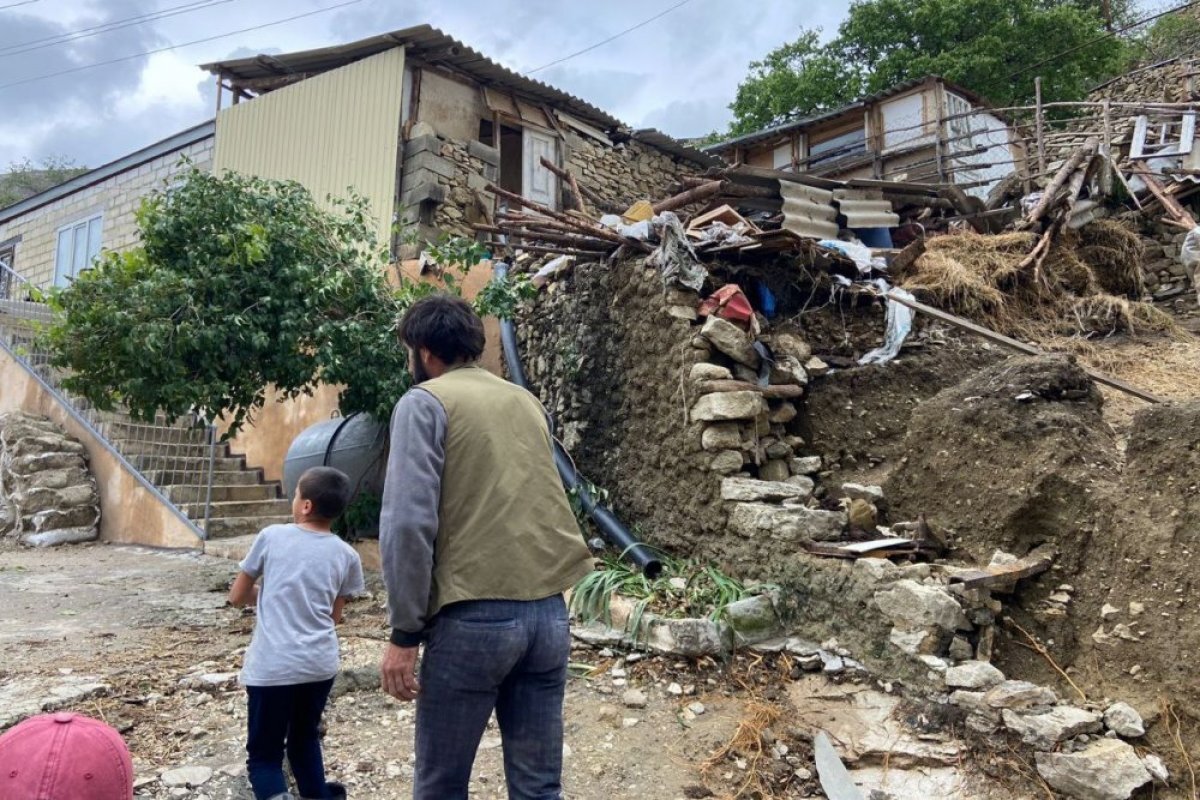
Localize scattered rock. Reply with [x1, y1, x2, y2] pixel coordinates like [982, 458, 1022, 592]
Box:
[1128, 601, 1145, 617]
[727, 502, 846, 542]
[709, 450, 745, 473]
[1101, 603, 1120, 620]
[790, 456, 822, 475]
[945, 661, 1005, 690]
[804, 356, 829, 377]
[759, 459, 790, 483]
[1002, 707, 1103, 751]
[645, 617, 724, 657]
[1103, 702, 1145, 738]
[874, 580, 969, 633]
[983, 681, 1058, 710]
[701, 423, 742, 451]
[621, 689, 648, 709]
[722, 594, 783, 647]
[690, 363, 733, 383]
[1035, 739, 1151, 800]
[160, 766, 214, 789]
[691, 392, 767, 422]
[699, 317, 760, 368]
[1142, 754, 1169, 784]
[720, 477, 811, 503]
[948, 636, 974, 663]
[841, 483, 885, 506]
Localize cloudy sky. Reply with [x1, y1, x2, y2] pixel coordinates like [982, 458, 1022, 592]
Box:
[0, 0, 855, 169]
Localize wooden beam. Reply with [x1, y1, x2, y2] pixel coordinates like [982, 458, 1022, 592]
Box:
[695, 379, 804, 400]
[653, 180, 723, 214]
[948, 544, 1057, 590]
[882, 291, 1165, 404]
[1132, 160, 1197, 227]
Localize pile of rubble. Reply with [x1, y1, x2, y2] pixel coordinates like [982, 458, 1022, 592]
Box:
[0, 411, 99, 547]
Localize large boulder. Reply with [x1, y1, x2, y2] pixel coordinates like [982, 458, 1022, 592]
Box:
[0, 412, 99, 546]
[1035, 739, 1151, 800]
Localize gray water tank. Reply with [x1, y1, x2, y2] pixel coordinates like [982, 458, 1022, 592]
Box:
[282, 413, 388, 536]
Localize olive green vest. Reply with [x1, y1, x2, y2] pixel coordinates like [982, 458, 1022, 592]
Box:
[420, 365, 594, 615]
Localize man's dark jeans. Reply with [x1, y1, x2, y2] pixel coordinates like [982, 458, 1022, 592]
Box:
[414, 594, 570, 800]
[245, 678, 335, 800]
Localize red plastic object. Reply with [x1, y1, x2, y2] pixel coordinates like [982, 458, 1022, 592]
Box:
[698, 284, 755, 328]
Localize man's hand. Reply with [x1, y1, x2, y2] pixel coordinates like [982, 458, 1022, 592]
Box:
[381, 643, 421, 701]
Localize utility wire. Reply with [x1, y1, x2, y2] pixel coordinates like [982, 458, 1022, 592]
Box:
[0, 0, 363, 92]
[0, 0, 235, 58]
[0, 0, 39, 10]
[525, 0, 695, 75]
[1009, 0, 1200, 79]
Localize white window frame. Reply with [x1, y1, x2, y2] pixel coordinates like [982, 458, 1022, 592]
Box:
[54, 213, 103, 287]
[1131, 113, 1196, 160]
[944, 92, 976, 151]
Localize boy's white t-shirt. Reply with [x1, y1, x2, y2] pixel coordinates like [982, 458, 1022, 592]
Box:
[238, 524, 366, 687]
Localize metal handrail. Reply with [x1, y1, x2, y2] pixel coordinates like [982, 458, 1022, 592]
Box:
[0, 263, 215, 542]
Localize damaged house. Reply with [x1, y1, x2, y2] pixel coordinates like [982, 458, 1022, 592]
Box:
[705, 76, 1025, 202]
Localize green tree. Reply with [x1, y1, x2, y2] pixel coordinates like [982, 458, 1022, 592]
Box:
[43, 168, 532, 437]
[0, 156, 87, 208]
[728, 0, 1132, 135]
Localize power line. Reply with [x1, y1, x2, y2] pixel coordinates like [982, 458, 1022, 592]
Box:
[0, 0, 363, 92]
[1009, 0, 1200, 79]
[0, 0, 39, 10]
[525, 0, 695, 75]
[0, 0, 235, 58]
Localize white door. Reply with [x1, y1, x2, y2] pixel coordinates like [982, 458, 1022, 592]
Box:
[522, 128, 559, 210]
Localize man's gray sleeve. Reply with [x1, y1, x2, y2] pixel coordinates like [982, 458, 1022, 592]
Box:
[378, 388, 447, 647]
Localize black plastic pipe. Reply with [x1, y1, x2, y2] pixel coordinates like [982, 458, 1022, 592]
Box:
[493, 261, 663, 579]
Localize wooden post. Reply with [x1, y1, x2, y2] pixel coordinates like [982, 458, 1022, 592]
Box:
[214, 75, 223, 116]
[1035, 77, 1047, 178]
[1100, 99, 1113, 196]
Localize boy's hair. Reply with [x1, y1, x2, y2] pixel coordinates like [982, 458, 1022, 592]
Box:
[297, 467, 352, 520]
[397, 294, 485, 365]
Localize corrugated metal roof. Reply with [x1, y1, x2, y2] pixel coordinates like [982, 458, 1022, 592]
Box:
[832, 189, 900, 229]
[202, 25, 628, 131]
[0, 121, 215, 225]
[705, 75, 994, 154]
[779, 181, 840, 240]
[630, 129, 722, 166]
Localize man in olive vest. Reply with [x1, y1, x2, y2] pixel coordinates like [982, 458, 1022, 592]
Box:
[379, 294, 593, 800]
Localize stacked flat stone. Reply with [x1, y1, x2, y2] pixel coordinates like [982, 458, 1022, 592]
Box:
[0, 412, 99, 547]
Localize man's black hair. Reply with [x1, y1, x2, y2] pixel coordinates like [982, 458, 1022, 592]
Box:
[297, 466, 353, 520]
[397, 294, 486, 365]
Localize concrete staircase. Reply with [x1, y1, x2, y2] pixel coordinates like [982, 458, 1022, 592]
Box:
[0, 293, 288, 554]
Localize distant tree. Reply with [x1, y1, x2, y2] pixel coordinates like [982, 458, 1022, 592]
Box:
[1138, 7, 1200, 63]
[727, 0, 1132, 136]
[0, 156, 87, 208]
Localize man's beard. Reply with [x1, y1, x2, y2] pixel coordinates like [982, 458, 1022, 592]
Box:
[411, 353, 430, 384]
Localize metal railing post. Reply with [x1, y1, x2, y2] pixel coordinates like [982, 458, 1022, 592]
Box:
[202, 423, 216, 541]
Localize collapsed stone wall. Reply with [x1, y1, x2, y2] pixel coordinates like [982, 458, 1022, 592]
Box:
[563, 134, 698, 211]
[398, 123, 704, 243]
[0, 412, 99, 547]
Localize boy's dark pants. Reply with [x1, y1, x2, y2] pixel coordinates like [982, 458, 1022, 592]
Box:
[246, 678, 335, 800]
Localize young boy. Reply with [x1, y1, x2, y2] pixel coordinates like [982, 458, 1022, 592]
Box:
[229, 466, 365, 800]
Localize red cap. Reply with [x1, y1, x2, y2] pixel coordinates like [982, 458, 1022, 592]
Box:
[0, 712, 133, 799]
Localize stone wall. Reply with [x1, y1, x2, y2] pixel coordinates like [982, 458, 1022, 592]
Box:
[0, 412, 99, 547]
[0, 134, 214, 289]
[563, 134, 701, 211]
[515, 256, 848, 575]
[397, 125, 703, 242]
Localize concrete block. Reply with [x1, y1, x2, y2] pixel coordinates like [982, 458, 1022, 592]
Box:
[403, 151, 456, 180]
[468, 139, 501, 166]
[404, 134, 442, 158]
[400, 182, 445, 208]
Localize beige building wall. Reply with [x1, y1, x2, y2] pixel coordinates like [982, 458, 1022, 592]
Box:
[214, 47, 406, 244]
[0, 135, 214, 289]
[0, 349, 203, 550]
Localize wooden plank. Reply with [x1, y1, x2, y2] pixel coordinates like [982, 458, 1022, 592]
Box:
[882, 292, 1165, 404]
[948, 544, 1057, 590]
[1132, 160, 1197, 226]
[696, 379, 804, 399]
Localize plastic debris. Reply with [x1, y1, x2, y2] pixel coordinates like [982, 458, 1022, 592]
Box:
[859, 280, 915, 365]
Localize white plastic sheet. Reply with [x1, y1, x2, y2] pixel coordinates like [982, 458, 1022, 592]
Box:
[859, 280, 915, 365]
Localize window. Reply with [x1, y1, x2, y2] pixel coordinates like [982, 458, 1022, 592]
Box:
[808, 126, 867, 169]
[773, 141, 793, 171]
[54, 214, 102, 287]
[1131, 113, 1196, 160]
[0, 239, 15, 300]
[945, 92, 976, 150]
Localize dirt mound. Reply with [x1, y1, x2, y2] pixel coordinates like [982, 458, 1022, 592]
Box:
[885, 356, 1120, 569]
[902, 230, 1172, 338]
